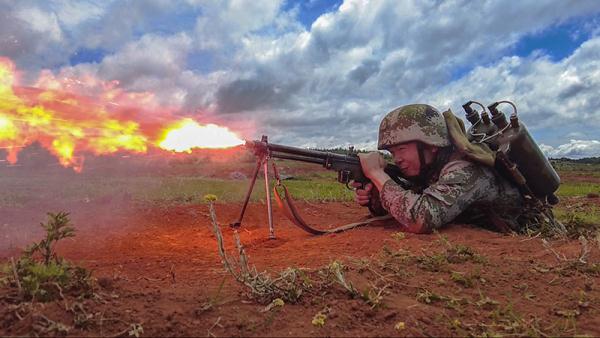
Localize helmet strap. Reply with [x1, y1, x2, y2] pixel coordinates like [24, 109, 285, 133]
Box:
[416, 144, 454, 186]
[416, 142, 428, 184]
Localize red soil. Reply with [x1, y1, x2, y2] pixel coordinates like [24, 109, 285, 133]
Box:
[1, 200, 599, 336]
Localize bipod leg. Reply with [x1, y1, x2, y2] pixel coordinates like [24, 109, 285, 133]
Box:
[230, 156, 263, 228]
[264, 156, 276, 239]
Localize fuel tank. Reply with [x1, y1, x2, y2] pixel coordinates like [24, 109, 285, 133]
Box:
[490, 103, 561, 204]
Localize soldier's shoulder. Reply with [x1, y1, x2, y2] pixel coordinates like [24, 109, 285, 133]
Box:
[439, 158, 493, 181]
[441, 158, 482, 172]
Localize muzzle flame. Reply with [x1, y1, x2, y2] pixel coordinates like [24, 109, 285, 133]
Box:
[0, 57, 244, 172]
[158, 119, 244, 152]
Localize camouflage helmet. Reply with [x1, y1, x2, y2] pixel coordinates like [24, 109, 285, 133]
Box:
[377, 104, 450, 150]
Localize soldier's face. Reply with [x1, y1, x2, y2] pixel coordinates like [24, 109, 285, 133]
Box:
[389, 142, 437, 177]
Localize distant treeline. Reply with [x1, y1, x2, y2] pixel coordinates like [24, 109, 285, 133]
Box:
[551, 157, 600, 164]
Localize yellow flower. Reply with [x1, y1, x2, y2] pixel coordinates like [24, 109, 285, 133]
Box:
[391, 232, 406, 240]
[312, 313, 326, 327]
[395, 321, 405, 330]
[203, 194, 218, 202]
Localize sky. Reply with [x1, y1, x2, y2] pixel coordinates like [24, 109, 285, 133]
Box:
[1, 0, 600, 158]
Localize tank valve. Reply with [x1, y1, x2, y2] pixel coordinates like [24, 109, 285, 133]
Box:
[510, 114, 519, 128]
[462, 101, 485, 125]
[481, 111, 492, 124]
[488, 102, 508, 129]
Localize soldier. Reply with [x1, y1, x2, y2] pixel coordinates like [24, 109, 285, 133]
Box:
[354, 104, 525, 234]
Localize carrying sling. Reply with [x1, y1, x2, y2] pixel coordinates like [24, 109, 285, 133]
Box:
[271, 162, 392, 235]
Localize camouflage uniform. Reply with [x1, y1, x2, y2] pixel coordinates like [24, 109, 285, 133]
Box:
[377, 154, 524, 233]
[371, 104, 525, 233]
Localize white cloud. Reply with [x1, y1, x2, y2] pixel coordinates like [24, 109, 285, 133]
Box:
[0, 2, 71, 70]
[2, 0, 600, 156]
[541, 140, 600, 158]
[212, 0, 600, 150]
[193, 0, 283, 50]
[99, 33, 193, 85]
[51, 0, 107, 28]
[14, 6, 63, 42]
[424, 36, 600, 147]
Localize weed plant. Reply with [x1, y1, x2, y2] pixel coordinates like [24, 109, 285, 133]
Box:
[2, 212, 94, 302]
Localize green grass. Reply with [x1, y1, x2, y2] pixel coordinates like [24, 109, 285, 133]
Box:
[554, 206, 600, 226]
[144, 176, 353, 203]
[0, 173, 354, 207]
[556, 182, 600, 197]
[553, 161, 600, 175]
[1, 160, 597, 208]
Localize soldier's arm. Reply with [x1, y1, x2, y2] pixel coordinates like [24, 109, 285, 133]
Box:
[378, 161, 496, 233]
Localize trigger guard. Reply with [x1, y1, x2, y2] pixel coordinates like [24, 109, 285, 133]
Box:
[347, 181, 364, 191]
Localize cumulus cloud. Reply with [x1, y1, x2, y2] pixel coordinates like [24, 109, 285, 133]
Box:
[2, 0, 600, 156]
[0, 2, 70, 70]
[193, 0, 284, 50]
[220, 0, 600, 149]
[50, 0, 106, 28]
[424, 36, 600, 147]
[541, 140, 600, 158]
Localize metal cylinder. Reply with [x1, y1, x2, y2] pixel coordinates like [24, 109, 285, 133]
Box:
[496, 120, 560, 201]
[491, 110, 508, 129]
[462, 102, 481, 125]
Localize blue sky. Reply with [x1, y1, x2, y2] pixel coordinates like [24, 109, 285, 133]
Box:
[514, 14, 599, 60]
[66, 3, 598, 68]
[285, 0, 343, 28]
[2, 0, 600, 158]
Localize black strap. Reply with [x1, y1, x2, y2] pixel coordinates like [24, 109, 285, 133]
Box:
[271, 162, 393, 235]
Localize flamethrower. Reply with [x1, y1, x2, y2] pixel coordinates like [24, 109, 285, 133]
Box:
[231, 136, 408, 238]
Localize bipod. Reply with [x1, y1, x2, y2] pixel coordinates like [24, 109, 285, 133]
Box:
[230, 135, 276, 239]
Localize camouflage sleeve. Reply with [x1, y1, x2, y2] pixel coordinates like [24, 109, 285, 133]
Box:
[367, 185, 388, 216]
[379, 160, 496, 233]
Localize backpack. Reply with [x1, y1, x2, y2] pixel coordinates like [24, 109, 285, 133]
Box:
[443, 103, 566, 236]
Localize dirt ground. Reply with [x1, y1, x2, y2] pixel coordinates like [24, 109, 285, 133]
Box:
[1, 198, 599, 337]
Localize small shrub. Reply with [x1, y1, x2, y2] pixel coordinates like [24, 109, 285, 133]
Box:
[416, 289, 447, 304]
[416, 253, 448, 272]
[450, 271, 474, 288]
[6, 212, 94, 302]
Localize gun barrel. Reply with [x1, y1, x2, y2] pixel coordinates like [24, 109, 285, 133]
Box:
[245, 139, 359, 164]
[245, 138, 409, 187]
[270, 152, 326, 165]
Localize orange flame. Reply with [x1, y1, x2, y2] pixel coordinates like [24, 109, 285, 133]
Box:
[0, 57, 244, 172]
[159, 119, 243, 152]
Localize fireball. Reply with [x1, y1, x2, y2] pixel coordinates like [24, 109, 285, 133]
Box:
[0, 57, 246, 171]
[158, 118, 244, 152]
